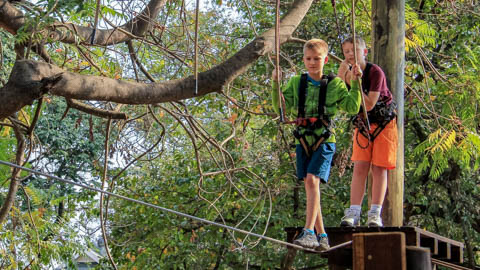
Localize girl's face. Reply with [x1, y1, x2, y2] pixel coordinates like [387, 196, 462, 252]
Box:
[342, 42, 368, 65]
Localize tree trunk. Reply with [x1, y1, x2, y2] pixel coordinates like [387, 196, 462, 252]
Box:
[371, 0, 405, 226]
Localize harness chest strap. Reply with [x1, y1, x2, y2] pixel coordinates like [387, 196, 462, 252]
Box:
[295, 73, 334, 156]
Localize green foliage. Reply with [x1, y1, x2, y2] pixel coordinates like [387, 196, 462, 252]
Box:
[2, 0, 480, 268]
[0, 135, 16, 183]
[0, 32, 15, 86]
[0, 97, 109, 269]
[405, 4, 437, 51]
[404, 1, 480, 266]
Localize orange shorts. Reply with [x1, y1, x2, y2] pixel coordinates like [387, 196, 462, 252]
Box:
[351, 119, 398, 169]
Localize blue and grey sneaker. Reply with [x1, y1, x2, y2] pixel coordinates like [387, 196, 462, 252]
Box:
[293, 229, 319, 249]
[316, 233, 330, 251]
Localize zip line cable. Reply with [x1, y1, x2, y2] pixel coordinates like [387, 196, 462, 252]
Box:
[351, 0, 370, 131]
[0, 159, 351, 253]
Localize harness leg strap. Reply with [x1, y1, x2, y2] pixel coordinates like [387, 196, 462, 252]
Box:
[299, 137, 311, 157]
[312, 137, 326, 152]
[294, 130, 311, 157]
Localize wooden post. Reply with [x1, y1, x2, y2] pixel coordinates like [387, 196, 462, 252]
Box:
[280, 248, 297, 270]
[371, 0, 405, 226]
[406, 246, 432, 270]
[353, 232, 406, 270]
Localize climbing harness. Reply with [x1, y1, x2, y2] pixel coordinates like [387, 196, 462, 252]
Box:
[351, 63, 397, 148]
[352, 100, 397, 143]
[0, 159, 351, 254]
[293, 73, 335, 157]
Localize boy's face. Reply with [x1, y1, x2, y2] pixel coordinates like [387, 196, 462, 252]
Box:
[342, 42, 368, 65]
[303, 48, 328, 75]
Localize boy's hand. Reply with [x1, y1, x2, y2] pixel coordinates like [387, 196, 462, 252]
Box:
[351, 64, 363, 81]
[272, 68, 282, 81]
[337, 60, 351, 82]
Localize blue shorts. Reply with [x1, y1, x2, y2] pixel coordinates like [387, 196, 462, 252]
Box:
[296, 143, 336, 183]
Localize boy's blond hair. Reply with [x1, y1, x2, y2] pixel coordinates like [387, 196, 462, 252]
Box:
[341, 36, 366, 48]
[303, 39, 328, 56]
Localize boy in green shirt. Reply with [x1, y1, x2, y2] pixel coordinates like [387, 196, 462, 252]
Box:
[272, 39, 362, 250]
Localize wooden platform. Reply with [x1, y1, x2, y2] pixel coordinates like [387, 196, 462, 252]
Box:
[284, 226, 465, 269]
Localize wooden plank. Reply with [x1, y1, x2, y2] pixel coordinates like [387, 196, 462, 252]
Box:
[328, 248, 353, 269]
[450, 245, 464, 264]
[399, 230, 418, 246]
[406, 246, 431, 270]
[432, 258, 471, 270]
[437, 242, 451, 260]
[420, 237, 438, 255]
[284, 227, 299, 243]
[353, 232, 406, 270]
[285, 226, 463, 264]
[353, 234, 365, 270]
[414, 227, 464, 247]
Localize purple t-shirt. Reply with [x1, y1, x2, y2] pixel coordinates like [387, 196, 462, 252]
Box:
[363, 63, 393, 105]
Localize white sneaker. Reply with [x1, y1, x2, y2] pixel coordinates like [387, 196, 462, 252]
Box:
[367, 211, 383, 227]
[340, 208, 360, 227]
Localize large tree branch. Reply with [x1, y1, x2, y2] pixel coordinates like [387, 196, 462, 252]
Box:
[66, 99, 127, 120]
[0, 0, 314, 120]
[0, 0, 167, 45]
[0, 0, 24, 35]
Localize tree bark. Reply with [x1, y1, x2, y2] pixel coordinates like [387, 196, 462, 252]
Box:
[0, 0, 314, 120]
[0, 0, 25, 35]
[0, 0, 167, 45]
[371, 0, 405, 226]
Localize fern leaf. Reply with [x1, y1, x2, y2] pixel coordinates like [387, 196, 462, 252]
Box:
[24, 186, 43, 206]
[428, 128, 442, 143]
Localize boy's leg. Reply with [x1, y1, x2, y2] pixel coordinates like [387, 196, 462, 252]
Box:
[371, 165, 388, 205]
[367, 165, 388, 226]
[344, 128, 374, 226]
[293, 173, 320, 249]
[294, 143, 334, 249]
[314, 196, 330, 251]
[304, 173, 320, 231]
[310, 143, 335, 250]
[341, 160, 370, 226]
[350, 161, 371, 205]
[314, 205, 325, 235]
